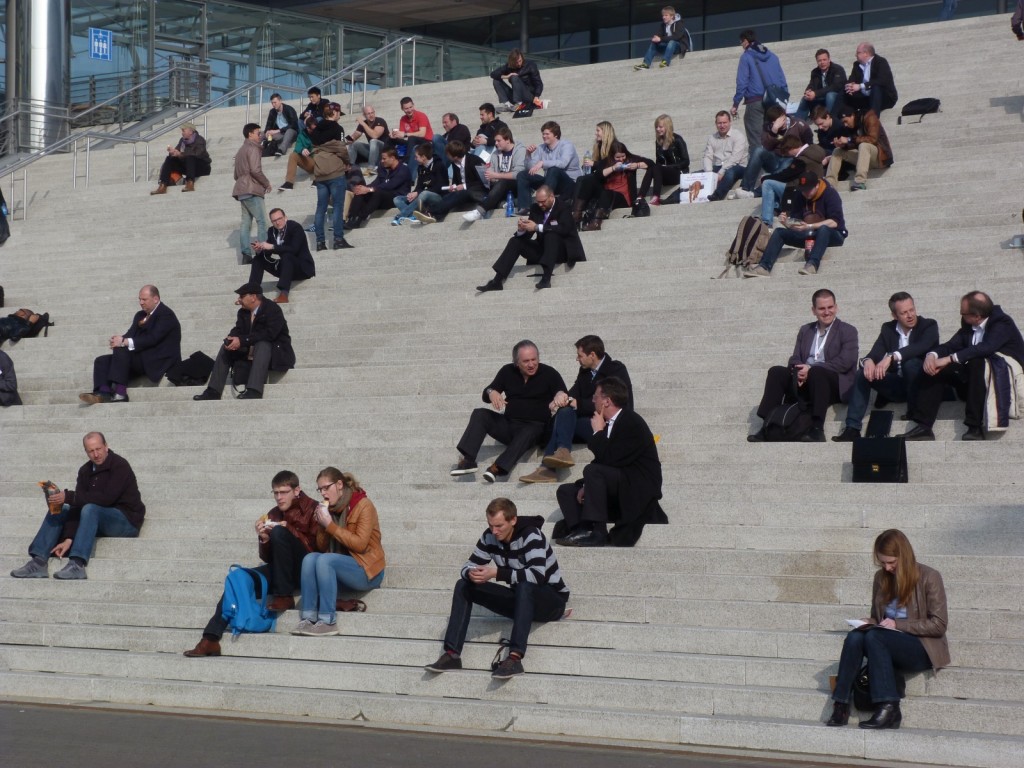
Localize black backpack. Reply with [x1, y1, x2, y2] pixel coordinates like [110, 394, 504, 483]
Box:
[898, 98, 940, 124]
[165, 351, 215, 386]
[763, 401, 814, 442]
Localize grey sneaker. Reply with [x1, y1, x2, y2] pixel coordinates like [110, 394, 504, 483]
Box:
[53, 560, 87, 580]
[798, 263, 818, 275]
[732, 189, 755, 199]
[743, 265, 771, 278]
[491, 656, 525, 679]
[11, 558, 48, 578]
[425, 652, 462, 673]
[305, 620, 339, 637]
[291, 619, 316, 636]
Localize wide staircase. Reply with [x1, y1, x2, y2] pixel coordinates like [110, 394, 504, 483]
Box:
[1, 14, 1022, 766]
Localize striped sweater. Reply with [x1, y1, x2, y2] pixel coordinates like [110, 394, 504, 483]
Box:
[461, 516, 569, 596]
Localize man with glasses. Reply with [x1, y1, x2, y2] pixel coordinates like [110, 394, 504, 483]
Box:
[904, 292, 1024, 441]
[183, 470, 322, 657]
[248, 208, 316, 304]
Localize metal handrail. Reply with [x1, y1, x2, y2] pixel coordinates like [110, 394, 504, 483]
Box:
[72, 61, 210, 124]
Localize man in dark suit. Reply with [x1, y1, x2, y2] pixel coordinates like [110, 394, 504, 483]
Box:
[844, 42, 898, 116]
[554, 377, 666, 548]
[833, 292, 939, 441]
[904, 292, 1024, 441]
[450, 340, 566, 483]
[249, 207, 315, 304]
[79, 284, 182, 404]
[193, 282, 295, 401]
[476, 184, 586, 291]
[520, 334, 633, 484]
[412, 140, 487, 224]
[748, 289, 859, 442]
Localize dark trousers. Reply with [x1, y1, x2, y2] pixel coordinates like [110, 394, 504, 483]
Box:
[248, 253, 314, 293]
[908, 358, 985, 428]
[638, 165, 681, 198]
[542, 406, 593, 455]
[202, 526, 308, 640]
[492, 234, 558, 281]
[844, 359, 923, 430]
[757, 364, 840, 428]
[572, 173, 602, 207]
[479, 179, 517, 212]
[426, 188, 484, 221]
[516, 168, 575, 210]
[832, 627, 932, 704]
[347, 190, 392, 221]
[845, 89, 887, 117]
[395, 137, 427, 172]
[556, 463, 620, 531]
[92, 348, 145, 392]
[208, 341, 273, 395]
[758, 226, 845, 271]
[456, 408, 544, 473]
[492, 77, 536, 106]
[442, 578, 567, 658]
[158, 155, 211, 185]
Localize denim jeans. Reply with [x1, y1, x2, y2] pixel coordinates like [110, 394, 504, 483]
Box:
[758, 225, 844, 271]
[314, 175, 348, 244]
[742, 149, 791, 192]
[349, 139, 385, 169]
[844, 358, 923, 431]
[794, 91, 839, 121]
[300, 552, 384, 624]
[239, 197, 267, 257]
[832, 627, 932, 704]
[542, 406, 594, 456]
[642, 40, 681, 67]
[710, 165, 746, 199]
[516, 168, 574, 210]
[442, 578, 567, 658]
[29, 503, 139, 565]
[939, 0, 958, 20]
[393, 190, 441, 219]
[759, 179, 787, 225]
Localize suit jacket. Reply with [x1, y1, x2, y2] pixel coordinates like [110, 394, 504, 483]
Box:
[788, 317, 859, 402]
[933, 305, 1024, 367]
[264, 220, 315, 279]
[848, 54, 898, 112]
[229, 297, 296, 371]
[450, 154, 488, 196]
[865, 317, 939, 364]
[803, 63, 847, 100]
[524, 198, 586, 265]
[567, 356, 633, 418]
[871, 563, 950, 671]
[124, 301, 182, 382]
[0, 349, 22, 406]
[586, 408, 666, 546]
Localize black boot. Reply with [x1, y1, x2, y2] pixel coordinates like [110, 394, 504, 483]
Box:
[825, 701, 849, 726]
[859, 702, 901, 730]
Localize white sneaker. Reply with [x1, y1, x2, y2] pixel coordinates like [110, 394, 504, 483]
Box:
[733, 189, 755, 199]
[462, 209, 483, 223]
[725, 190, 738, 200]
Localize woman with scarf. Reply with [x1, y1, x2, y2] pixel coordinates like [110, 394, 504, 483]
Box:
[293, 467, 385, 636]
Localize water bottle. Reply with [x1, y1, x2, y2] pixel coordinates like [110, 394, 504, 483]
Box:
[505, 191, 514, 217]
[583, 150, 592, 175]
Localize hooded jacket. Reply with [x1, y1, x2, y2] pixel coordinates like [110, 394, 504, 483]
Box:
[733, 42, 788, 106]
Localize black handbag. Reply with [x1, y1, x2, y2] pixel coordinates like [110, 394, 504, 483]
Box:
[852, 436, 908, 483]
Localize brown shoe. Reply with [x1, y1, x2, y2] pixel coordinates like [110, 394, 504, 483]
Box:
[542, 447, 575, 469]
[78, 392, 106, 405]
[519, 466, 558, 484]
[182, 180, 195, 192]
[150, 184, 167, 195]
[183, 637, 221, 657]
[274, 293, 289, 304]
[267, 595, 295, 612]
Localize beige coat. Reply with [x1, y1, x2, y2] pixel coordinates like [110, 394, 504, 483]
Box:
[871, 562, 951, 671]
[232, 139, 270, 199]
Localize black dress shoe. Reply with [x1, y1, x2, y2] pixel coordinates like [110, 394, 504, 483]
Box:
[237, 389, 263, 400]
[903, 424, 935, 441]
[536, 276, 552, 289]
[825, 701, 850, 726]
[316, 242, 327, 252]
[565, 259, 577, 272]
[962, 426, 985, 441]
[747, 428, 766, 443]
[555, 529, 608, 547]
[477, 278, 503, 293]
[802, 426, 826, 442]
[333, 238, 354, 249]
[193, 389, 221, 401]
[831, 427, 860, 442]
[859, 702, 901, 730]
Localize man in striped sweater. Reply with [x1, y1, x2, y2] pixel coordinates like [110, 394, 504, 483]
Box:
[425, 497, 570, 679]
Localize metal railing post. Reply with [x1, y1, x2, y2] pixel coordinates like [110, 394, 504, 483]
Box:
[411, 39, 416, 86]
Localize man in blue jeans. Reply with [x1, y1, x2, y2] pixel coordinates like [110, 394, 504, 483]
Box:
[633, 6, 689, 70]
[424, 497, 570, 679]
[744, 172, 846, 278]
[10, 432, 145, 580]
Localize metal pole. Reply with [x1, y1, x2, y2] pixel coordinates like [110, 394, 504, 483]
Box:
[6, 0, 17, 119]
[411, 39, 416, 86]
[72, 138, 77, 189]
[520, 0, 529, 53]
[85, 137, 91, 188]
[22, 169, 27, 220]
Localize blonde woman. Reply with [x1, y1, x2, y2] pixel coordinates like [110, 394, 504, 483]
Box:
[573, 121, 618, 222]
[826, 529, 950, 729]
[637, 114, 689, 205]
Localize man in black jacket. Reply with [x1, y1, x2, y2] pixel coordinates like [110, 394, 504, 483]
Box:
[520, 335, 633, 483]
[476, 185, 586, 291]
[263, 93, 299, 156]
[11, 432, 145, 580]
[795, 49, 847, 119]
[555, 377, 666, 548]
[633, 6, 689, 70]
[193, 283, 295, 401]
[491, 49, 545, 111]
[450, 340, 566, 482]
[844, 43, 898, 116]
[905, 292, 1024, 441]
[80, 284, 182, 404]
[833, 292, 939, 441]
[249, 208, 316, 304]
[412, 140, 487, 224]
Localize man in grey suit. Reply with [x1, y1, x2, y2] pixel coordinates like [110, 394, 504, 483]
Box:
[748, 289, 859, 442]
[832, 292, 939, 441]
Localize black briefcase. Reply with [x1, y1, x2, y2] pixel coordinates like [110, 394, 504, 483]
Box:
[852, 436, 908, 483]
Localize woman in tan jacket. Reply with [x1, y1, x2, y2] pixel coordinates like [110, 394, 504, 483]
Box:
[292, 467, 385, 636]
[826, 529, 950, 729]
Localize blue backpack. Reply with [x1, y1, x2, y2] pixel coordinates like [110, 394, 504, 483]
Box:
[220, 565, 277, 636]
